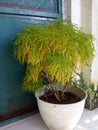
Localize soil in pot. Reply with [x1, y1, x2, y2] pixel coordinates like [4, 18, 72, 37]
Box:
[39, 90, 81, 104]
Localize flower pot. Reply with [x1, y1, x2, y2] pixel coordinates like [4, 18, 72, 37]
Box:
[35, 87, 86, 130]
[85, 93, 98, 110]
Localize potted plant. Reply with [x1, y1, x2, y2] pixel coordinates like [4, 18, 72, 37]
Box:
[13, 20, 94, 130]
[74, 72, 98, 110]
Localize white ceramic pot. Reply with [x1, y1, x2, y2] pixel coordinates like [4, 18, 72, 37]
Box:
[35, 87, 86, 130]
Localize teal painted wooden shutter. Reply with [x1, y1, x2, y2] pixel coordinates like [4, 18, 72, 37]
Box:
[0, 0, 62, 121]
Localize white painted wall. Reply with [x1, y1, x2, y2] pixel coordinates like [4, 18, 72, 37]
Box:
[63, 0, 98, 85]
[71, 0, 82, 26]
[71, 0, 92, 32]
[91, 0, 98, 85]
[71, 0, 92, 83]
[62, 0, 71, 20]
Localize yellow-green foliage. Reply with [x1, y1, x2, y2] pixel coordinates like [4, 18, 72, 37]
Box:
[13, 20, 94, 92]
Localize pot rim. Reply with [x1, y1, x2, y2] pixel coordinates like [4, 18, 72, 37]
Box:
[35, 87, 87, 106]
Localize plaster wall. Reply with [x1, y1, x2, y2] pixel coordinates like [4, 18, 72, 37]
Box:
[71, 0, 82, 26]
[63, 0, 98, 84]
[80, 0, 92, 84]
[91, 0, 98, 84]
[62, 0, 71, 20]
[71, 0, 98, 84]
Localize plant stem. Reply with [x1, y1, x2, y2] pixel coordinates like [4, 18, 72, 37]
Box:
[61, 83, 68, 98]
[61, 76, 72, 99]
[54, 92, 61, 102]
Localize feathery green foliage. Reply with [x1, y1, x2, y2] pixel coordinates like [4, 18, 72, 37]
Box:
[13, 19, 94, 102]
